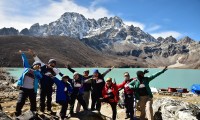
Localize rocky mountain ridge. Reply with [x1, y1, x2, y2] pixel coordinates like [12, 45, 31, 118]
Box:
[0, 12, 200, 68]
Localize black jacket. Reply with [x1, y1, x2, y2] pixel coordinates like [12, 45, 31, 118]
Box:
[67, 67, 93, 92]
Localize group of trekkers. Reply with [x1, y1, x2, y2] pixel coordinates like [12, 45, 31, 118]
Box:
[15, 49, 168, 120]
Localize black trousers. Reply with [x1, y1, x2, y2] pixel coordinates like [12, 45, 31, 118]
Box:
[124, 94, 134, 119]
[58, 101, 68, 118]
[15, 88, 36, 116]
[40, 88, 52, 112]
[101, 98, 117, 120]
[91, 93, 101, 111]
[70, 93, 87, 113]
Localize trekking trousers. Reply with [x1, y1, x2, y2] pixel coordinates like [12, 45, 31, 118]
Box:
[76, 91, 90, 112]
[70, 93, 87, 113]
[138, 96, 153, 120]
[124, 93, 134, 119]
[15, 88, 36, 116]
[39, 88, 53, 112]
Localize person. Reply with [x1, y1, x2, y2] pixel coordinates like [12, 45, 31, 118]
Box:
[117, 70, 149, 120]
[66, 65, 92, 112]
[69, 72, 88, 116]
[52, 75, 73, 119]
[128, 66, 168, 120]
[117, 72, 135, 120]
[29, 49, 63, 114]
[15, 50, 42, 117]
[100, 77, 119, 120]
[85, 66, 114, 111]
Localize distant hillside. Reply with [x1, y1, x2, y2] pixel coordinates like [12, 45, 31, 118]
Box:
[0, 12, 200, 69]
[0, 36, 146, 68]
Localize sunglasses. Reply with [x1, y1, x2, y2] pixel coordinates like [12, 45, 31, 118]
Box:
[106, 80, 112, 82]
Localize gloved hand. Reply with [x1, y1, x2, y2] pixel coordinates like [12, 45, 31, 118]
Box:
[65, 64, 71, 69]
[163, 66, 168, 72]
[143, 69, 149, 74]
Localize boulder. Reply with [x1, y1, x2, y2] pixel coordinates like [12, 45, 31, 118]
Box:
[0, 108, 12, 120]
[70, 110, 106, 120]
[153, 97, 200, 120]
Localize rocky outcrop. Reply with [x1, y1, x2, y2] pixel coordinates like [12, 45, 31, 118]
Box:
[0, 27, 19, 35]
[178, 36, 195, 44]
[20, 28, 30, 35]
[0, 109, 12, 120]
[0, 68, 15, 91]
[153, 98, 200, 120]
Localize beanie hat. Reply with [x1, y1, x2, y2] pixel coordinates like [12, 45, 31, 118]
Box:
[62, 75, 69, 80]
[93, 69, 99, 74]
[73, 72, 79, 76]
[32, 61, 41, 66]
[136, 71, 144, 76]
[48, 59, 56, 64]
[84, 69, 89, 72]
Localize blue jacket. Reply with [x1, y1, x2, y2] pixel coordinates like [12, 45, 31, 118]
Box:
[17, 53, 42, 93]
[53, 77, 73, 102]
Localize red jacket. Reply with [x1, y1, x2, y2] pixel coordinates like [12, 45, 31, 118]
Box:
[102, 83, 119, 103]
[117, 78, 135, 94]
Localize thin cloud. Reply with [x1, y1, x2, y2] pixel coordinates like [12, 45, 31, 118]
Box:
[124, 21, 145, 30]
[0, 0, 113, 30]
[145, 25, 161, 32]
[151, 31, 183, 39]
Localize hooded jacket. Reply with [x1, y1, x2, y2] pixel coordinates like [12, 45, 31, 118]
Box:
[33, 56, 63, 89]
[17, 53, 42, 93]
[67, 67, 93, 92]
[53, 77, 73, 102]
[128, 70, 166, 100]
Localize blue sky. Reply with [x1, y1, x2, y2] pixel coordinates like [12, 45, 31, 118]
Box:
[0, 0, 199, 40]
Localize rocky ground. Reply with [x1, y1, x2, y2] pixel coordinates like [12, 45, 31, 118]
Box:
[0, 68, 200, 120]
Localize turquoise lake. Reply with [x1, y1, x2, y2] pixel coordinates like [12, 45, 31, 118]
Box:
[5, 68, 200, 90]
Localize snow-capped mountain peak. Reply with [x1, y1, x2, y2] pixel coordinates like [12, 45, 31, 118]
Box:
[25, 12, 157, 43]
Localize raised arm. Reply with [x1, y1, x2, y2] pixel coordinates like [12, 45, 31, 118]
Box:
[84, 78, 93, 83]
[19, 50, 31, 68]
[28, 49, 45, 66]
[128, 80, 136, 89]
[148, 66, 168, 81]
[52, 67, 64, 77]
[53, 77, 60, 85]
[117, 81, 126, 90]
[102, 66, 115, 77]
[65, 65, 76, 73]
